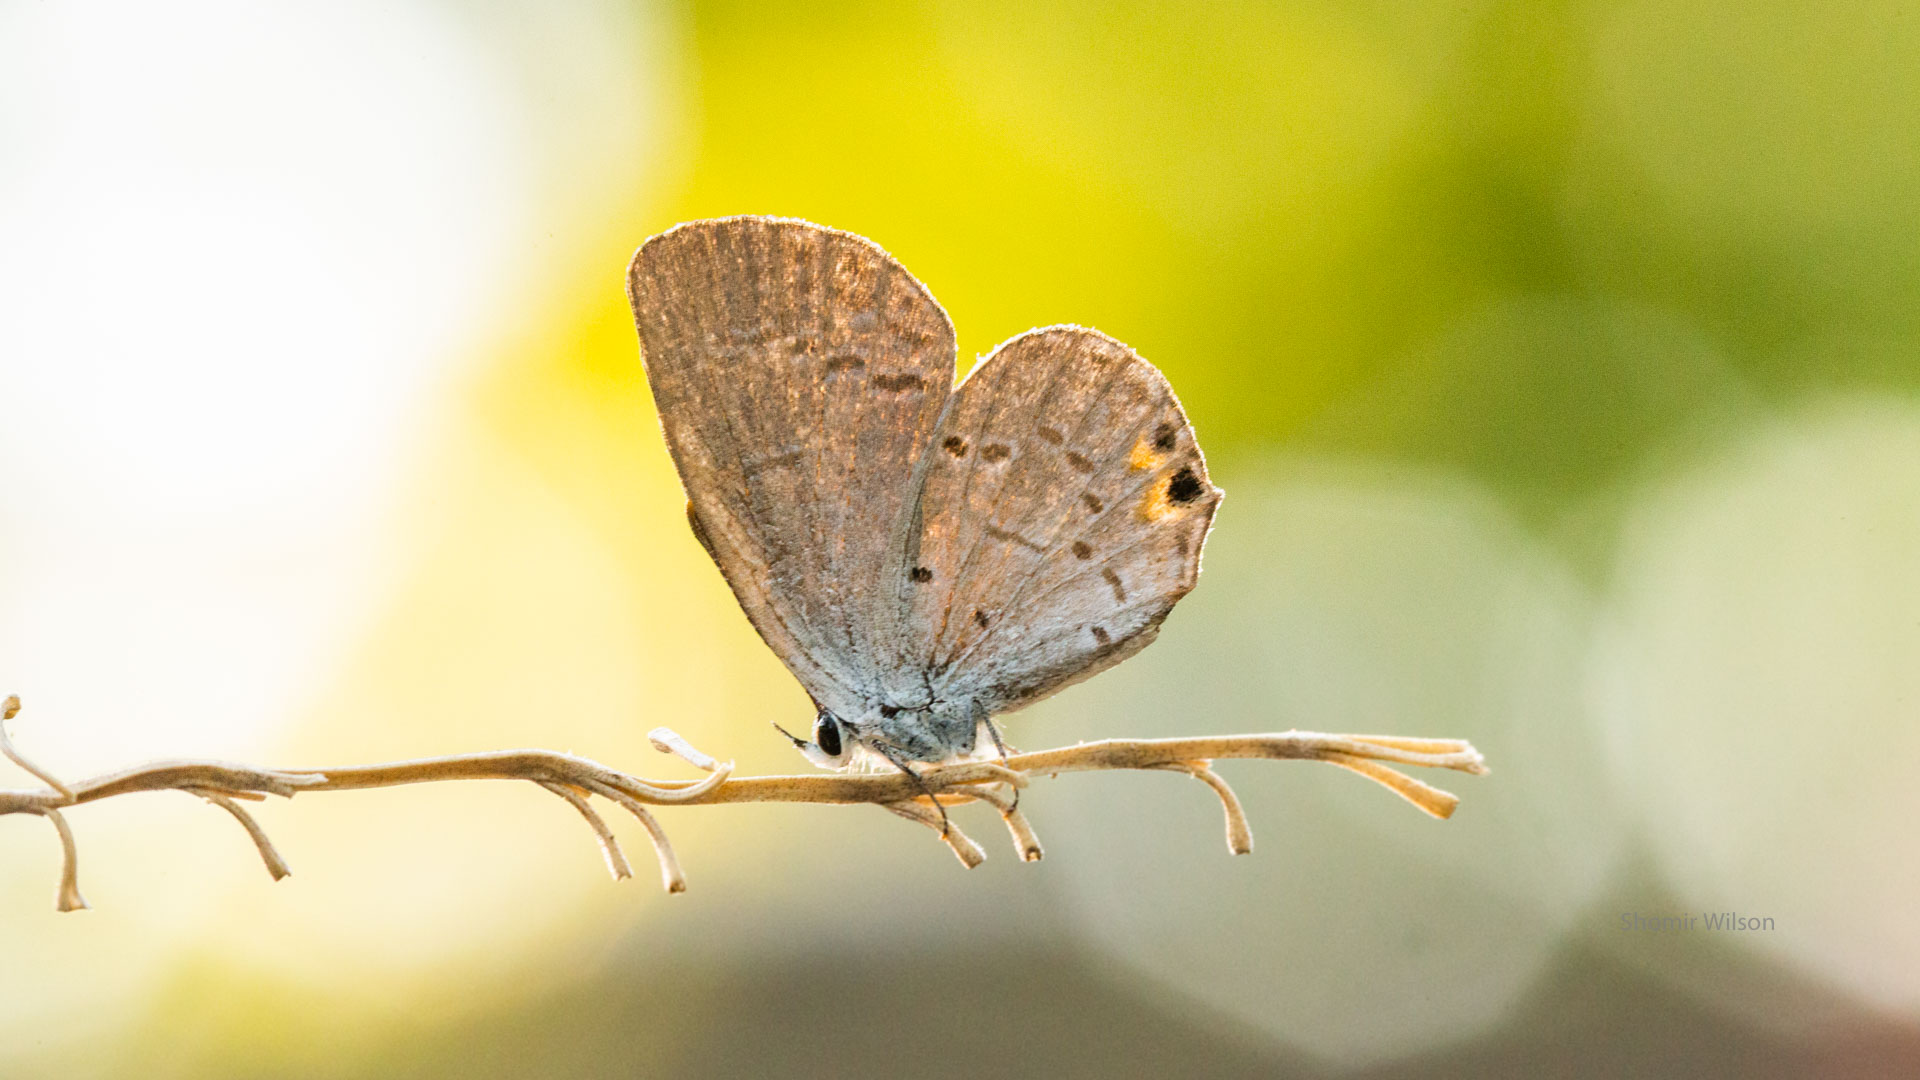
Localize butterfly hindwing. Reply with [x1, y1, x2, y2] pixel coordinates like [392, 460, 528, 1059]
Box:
[900, 326, 1221, 715]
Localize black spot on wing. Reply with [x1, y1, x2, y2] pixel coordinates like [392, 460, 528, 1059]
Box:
[910, 566, 933, 583]
[1154, 421, 1178, 452]
[1168, 466, 1205, 505]
[1090, 626, 1111, 646]
[1071, 540, 1093, 560]
[1065, 451, 1095, 473]
[943, 435, 968, 457]
[1038, 426, 1064, 445]
[1082, 493, 1104, 513]
[1101, 567, 1127, 602]
[981, 443, 1012, 463]
[973, 609, 990, 629]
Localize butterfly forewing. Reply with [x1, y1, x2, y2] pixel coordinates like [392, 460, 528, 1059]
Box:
[627, 218, 957, 716]
[901, 326, 1221, 715]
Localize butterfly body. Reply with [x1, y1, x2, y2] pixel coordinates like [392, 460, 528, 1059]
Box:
[629, 217, 1220, 767]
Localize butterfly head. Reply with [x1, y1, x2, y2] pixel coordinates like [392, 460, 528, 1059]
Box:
[775, 708, 856, 769]
[778, 698, 989, 769]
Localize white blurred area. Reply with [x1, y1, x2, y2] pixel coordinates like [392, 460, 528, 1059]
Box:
[0, 0, 674, 1059]
[0, 0, 528, 771]
[0, 0, 667, 768]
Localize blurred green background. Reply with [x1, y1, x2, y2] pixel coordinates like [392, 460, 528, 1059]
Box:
[4, 0, 1920, 1076]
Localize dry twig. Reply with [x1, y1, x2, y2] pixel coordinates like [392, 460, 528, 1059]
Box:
[0, 693, 1487, 912]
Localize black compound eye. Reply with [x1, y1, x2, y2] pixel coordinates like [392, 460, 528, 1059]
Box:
[813, 711, 843, 759]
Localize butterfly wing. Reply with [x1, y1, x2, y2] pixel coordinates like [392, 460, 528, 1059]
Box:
[627, 217, 956, 716]
[898, 326, 1222, 716]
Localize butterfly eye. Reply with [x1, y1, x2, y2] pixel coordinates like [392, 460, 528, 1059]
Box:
[813, 711, 844, 759]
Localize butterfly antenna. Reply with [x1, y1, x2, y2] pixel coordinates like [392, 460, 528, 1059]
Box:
[771, 721, 809, 750]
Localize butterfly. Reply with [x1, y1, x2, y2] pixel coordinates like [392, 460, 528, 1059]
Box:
[627, 217, 1221, 772]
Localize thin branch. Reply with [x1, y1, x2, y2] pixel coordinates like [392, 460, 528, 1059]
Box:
[1153, 760, 1253, 855]
[883, 799, 988, 868]
[38, 808, 88, 912]
[0, 695, 1486, 912]
[577, 779, 686, 895]
[1319, 752, 1462, 820]
[3, 694, 73, 801]
[539, 782, 632, 882]
[648, 727, 719, 772]
[187, 787, 294, 881]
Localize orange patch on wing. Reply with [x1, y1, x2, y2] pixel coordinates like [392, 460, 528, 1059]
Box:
[1128, 440, 1163, 472]
[1137, 478, 1176, 522]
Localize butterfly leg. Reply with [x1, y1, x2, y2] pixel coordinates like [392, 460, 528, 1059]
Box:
[931, 778, 1043, 862]
[979, 715, 1020, 813]
[875, 744, 952, 837]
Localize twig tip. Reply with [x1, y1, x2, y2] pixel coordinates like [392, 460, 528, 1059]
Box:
[648, 727, 720, 773]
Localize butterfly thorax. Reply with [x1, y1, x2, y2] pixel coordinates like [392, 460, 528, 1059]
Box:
[843, 696, 986, 765]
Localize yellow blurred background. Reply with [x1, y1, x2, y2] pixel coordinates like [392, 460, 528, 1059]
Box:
[4, 0, 1919, 1075]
